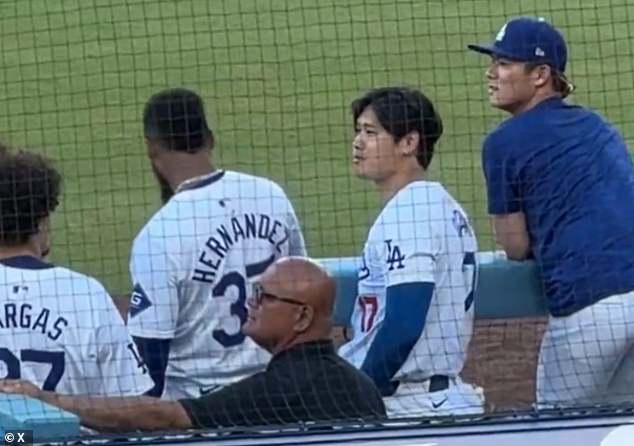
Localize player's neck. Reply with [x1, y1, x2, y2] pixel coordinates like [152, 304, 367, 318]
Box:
[0, 241, 42, 261]
[377, 168, 425, 204]
[509, 90, 560, 116]
[270, 330, 329, 356]
[166, 154, 216, 192]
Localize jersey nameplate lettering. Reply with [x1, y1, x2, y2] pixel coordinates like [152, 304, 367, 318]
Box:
[193, 213, 289, 283]
[0, 303, 68, 341]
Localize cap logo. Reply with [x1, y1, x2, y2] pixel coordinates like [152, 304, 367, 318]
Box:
[535, 47, 545, 56]
[495, 23, 508, 41]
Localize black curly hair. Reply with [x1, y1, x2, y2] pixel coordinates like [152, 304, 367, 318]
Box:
[0, 149, 62, 246]
[143, 88, 214, 152]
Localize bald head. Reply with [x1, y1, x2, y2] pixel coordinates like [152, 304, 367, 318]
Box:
[261, 256, 335, 320]
[242, 256, 337, 354]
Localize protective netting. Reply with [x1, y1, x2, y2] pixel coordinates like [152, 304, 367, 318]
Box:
[0, 0, 632, 440]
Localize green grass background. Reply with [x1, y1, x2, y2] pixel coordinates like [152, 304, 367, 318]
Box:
[0, 0, 632, 294]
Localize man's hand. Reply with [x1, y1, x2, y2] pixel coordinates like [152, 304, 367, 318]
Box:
[0, 379, 43, 399]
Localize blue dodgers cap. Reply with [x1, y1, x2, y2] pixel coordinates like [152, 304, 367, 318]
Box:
[468, 17, 568, 73]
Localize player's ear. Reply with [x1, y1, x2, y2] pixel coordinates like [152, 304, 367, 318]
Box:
[533, 64, 551, 89]
[293, 305, 314, 332]
[399, 131, 420, 157]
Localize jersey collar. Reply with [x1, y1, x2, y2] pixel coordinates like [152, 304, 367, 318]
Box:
[175, 170, 226, 194]
[0, 255, 54, 270]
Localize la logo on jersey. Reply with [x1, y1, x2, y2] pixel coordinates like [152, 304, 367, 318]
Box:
[385, 239, 405, 271]
[129, 283, 152, 318]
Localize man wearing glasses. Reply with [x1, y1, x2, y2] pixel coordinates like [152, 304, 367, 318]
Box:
[0, 257, 385, 432]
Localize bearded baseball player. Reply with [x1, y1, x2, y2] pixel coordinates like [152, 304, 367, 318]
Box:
[339, 87, 484, 417]
[129, 88, 307, 399]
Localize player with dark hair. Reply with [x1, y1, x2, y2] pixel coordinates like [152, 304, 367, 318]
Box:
[142, 88, 215, 203]
[339, 87, 484, 417]
[0, 150, 61, 250]
[350, 87, 443, 170]
[129, 88, 306, 399]
[0, 148, 152, 396]
[469, 16, 634, 407]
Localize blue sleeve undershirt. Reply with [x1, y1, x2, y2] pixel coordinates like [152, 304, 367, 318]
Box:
[360, 281, 434, 396]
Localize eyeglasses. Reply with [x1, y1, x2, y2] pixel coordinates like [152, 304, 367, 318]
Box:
[252, 282, 306, 307]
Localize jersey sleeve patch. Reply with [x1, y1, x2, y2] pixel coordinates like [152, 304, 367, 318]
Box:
[385, 239, 406, 271]
[129, 283, 153, 318]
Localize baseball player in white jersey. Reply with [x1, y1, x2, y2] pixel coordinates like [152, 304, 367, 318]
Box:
[0, 148, 152, 396]
[128, 88, 306, 400]
[339, 87, 484, 417]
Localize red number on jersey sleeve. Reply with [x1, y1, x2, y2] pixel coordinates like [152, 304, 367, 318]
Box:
[358, 294, 378, 333]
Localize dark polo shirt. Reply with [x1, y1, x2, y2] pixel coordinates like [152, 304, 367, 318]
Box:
[179, 340, 385, 428]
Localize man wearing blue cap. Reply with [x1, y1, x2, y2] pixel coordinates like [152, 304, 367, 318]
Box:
[469, 17, 634, 409]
